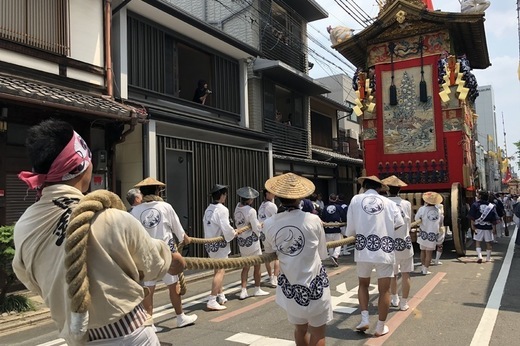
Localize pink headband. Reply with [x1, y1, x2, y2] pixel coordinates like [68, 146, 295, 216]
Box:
[18, 131, 92, 190]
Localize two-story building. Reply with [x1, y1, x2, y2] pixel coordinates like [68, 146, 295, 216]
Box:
[0, 0, 144, 225]
[111, 0, 335, 256]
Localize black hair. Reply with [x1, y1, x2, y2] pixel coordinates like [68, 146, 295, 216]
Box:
[240, 197, 251, 205]
[25, 119, 74, 174]
[479, 191, 489, 202]
[262, 189, 270, 199]
[211, 187, 228, 201]
[140, 185, 158, 196]
[363, 179, 382, 191]
[197, 80, 207, 88]
[388, 186, 401, 195]
[310, 193, 318, 202]
[279, 197, 298, 206]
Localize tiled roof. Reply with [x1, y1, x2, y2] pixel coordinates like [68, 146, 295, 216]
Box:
[273, 154, 337, 168]
[0, 73, 147, 122]
[312, 147, 363, 165]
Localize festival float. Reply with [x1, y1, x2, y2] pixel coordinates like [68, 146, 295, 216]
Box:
[332, 0, 491, 255]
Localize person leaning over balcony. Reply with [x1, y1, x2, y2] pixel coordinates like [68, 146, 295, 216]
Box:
[12, 119, 185, 346]
[192, 79, 211, 105]
[258, 188, 280, 288]
[234, 186, 269, 300]
[203, 184, 237, 311]
[130, 177, 197, 330]
[263, 173, 331, 346]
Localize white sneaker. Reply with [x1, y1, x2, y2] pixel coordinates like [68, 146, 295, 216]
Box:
[254, 287, 269, 296]
[177, 314, 197, 328]
[422, 268, 431, 275]
[374, 322, 389, 337]
[152, 324, 163, 333]
[269, 275, 278, 287]
[207, 299, 227, 311]
[400, 302, 410, 311]
[239, 289, 249, 300]
[217, 294, 228, 305]
[390, 296, 400, 307]
[356, 318, 370, 331]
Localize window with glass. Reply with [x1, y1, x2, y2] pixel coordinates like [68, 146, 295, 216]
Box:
[127, 14, 240, 114]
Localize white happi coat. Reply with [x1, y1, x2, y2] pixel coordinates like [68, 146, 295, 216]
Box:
[415, 204, 444, 249]
[343, 189, 404, 264]
[131, 200, 185, 252]
[263, 209, 331, 318]
[258, 200, 278, 242]
[234, 203, 262, 256]
[388, 196, 414, 260]
[203, 203, 236, 258]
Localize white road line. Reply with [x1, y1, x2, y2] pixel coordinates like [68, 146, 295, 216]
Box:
[470, 227, 517, 346]
[331, 283, 377, 315]
[36, 339, 66, 346]
[226, 332, 295, 345]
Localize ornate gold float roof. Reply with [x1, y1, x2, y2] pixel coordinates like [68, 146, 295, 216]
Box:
[334, 0, 490, 69]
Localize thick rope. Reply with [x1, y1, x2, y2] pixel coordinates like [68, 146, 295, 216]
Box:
[64, 190, 422, 301]
[64, 190, 126, 338]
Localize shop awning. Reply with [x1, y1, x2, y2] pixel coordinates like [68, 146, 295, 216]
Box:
[312, 147, 363, 165]
[253, 58, 330, 96]
[0, 73, 147, 123]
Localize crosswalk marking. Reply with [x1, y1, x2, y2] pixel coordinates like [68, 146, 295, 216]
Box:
[226, 332, 295, 345]
[36, 274, 366, 346]
[332, 283, 377, 315]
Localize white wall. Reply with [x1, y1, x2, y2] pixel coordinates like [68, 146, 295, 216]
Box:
[69, 0, 104, 67]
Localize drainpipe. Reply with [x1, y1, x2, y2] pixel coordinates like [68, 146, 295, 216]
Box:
[104, 0, 113, 98]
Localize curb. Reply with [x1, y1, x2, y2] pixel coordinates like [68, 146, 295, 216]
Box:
[0, 269, 223, 335]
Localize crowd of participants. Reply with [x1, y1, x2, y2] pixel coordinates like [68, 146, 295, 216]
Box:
[11, 118, 519, 346]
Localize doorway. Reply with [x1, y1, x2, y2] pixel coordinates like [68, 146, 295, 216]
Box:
[166, 149, 192, 255]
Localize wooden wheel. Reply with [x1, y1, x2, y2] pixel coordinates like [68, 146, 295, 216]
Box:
[451, 182, 467, 256]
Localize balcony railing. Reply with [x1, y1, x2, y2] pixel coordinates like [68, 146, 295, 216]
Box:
[264, 118, 308, 158]
[332, 137, 350, 156]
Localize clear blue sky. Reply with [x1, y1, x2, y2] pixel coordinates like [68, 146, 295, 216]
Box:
[309, 0, 520, 167]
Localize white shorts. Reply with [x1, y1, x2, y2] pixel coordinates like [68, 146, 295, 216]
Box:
[356, 262, 394, 279]
[287, 306, 332, 327]
[144, 273, 178, 287]
[393, 256, 414, 274]
[419, 244, 436, 251]
[473, 228, 494, 243]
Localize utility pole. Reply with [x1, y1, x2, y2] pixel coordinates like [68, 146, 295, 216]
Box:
[517, 0, 520, 80]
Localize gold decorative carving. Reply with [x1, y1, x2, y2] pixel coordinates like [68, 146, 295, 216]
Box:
[380, 0, 426, 14]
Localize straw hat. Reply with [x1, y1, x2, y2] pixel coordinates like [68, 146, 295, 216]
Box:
[381, 175, 408, 187]
[134, 177, 166, 188]
[237, 186, 259, 199]
[357, 175, 387, 188]
[422, 191, 443, 205]
[210, 184, 228, 194]
[265, 173, 315, 199]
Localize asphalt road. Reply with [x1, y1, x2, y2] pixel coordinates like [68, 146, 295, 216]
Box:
[1, 228, 519, 346]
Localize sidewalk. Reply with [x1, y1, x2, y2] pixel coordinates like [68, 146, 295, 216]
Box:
[0, 268, 217, 335]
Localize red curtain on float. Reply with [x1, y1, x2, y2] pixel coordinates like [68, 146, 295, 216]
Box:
[423, 0, 433, 10]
